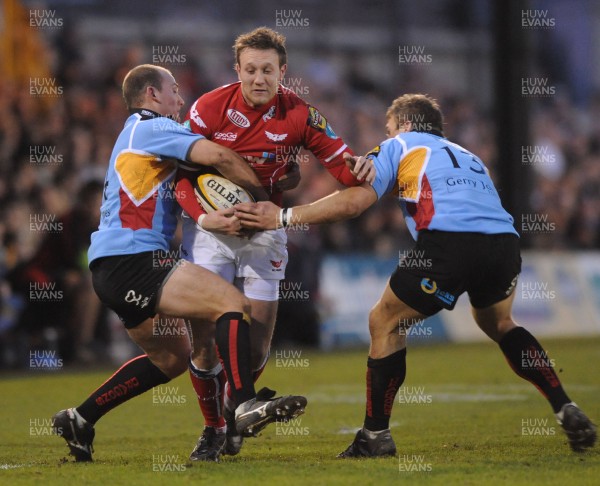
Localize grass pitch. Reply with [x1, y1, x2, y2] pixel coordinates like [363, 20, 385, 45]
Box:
[1, 337, 599, 485]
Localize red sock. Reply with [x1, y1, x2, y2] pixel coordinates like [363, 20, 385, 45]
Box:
[189, 359, 226, 428]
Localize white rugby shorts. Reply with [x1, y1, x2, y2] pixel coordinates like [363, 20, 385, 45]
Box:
[181, 215, 287, 301]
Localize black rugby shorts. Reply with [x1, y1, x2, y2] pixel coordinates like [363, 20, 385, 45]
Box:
[389, 231, 521, 316]
[90, 250, 181, 328]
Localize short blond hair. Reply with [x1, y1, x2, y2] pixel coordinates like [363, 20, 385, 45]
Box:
[233, 27, 287, 67]
[386, 94, 444, 134]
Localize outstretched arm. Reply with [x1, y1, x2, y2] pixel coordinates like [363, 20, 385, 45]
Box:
[235, 182, 378, 231]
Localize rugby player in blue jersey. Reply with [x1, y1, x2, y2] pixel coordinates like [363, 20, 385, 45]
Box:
[51, 64, 306, 462]
[235, 93, 596, 456]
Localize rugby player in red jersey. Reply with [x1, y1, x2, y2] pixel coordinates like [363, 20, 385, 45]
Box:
[51, 64, 307, 462]
[175, 27, 375, 461]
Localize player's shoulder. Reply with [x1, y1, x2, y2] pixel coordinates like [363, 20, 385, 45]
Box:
[195, 82, 240, 107]
[276, 85, 310, 114]
[397, 131, 444, 146]
[132, 114, 186, 138]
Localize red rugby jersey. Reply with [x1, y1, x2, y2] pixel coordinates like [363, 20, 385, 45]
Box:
[176, 82, 358, 221]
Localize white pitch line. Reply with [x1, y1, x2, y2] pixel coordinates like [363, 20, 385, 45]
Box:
[308, 392, 528, 404]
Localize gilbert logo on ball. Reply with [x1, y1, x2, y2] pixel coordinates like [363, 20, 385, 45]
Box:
[194, 174, 255, 212]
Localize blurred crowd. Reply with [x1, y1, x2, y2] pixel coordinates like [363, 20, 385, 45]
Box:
[1, 20, 599, 368]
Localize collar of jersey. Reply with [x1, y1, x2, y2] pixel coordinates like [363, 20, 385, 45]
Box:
[130, 108, 170, 120]
[414, 129, 444, 137]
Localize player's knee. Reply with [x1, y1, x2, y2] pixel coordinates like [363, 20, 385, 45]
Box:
[191, 342, 219, 369]
[368, 305, 385, 338]
[215, 290, 251, 321]
[477, 316, 515, 343]
[151, 349, 189, 378]
[495, 318, 517, 341]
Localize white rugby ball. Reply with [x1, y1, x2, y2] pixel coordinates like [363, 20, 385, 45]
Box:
[194, 173, 255, 213]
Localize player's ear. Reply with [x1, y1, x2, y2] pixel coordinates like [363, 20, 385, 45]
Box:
[279, 63, 287, 80]
[234, 63, 241, 80]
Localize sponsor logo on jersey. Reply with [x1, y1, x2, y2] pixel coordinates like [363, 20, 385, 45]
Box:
[270, 259, 283, 271]
[307, 106, 337, 139]
[262, 105, 276, 122]
[227, 109, 250, 128]
[265, 131, 288, 142]
[214, 132, 238, 142]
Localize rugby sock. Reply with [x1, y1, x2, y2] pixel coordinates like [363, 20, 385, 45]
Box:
[223, 351, 270, 408]
[364, 348, 407, 431]
[499, 327, 570, 413]
[215, 312, 255, 406]
[189, 359, 227, 429]
[76, 354, 170, 424]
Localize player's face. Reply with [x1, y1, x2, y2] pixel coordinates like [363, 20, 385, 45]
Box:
[385, 116, 410, 137]
[236, 48, 286, 108]
[386, 117, 400, 138]
[152, 71, 185, 120]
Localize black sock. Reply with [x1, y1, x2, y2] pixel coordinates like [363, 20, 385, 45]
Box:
[364, 348, 407, 431]
[499, 327, 570, 413]
[215, 312, 255, 406]
[77, 354, 170, 424]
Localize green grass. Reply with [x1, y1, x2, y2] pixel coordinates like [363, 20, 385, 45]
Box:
[1, 337, 599, 485]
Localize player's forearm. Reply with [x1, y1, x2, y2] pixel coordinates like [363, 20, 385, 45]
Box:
[188, 139, 268, 201]
[290, 185, 377, 225]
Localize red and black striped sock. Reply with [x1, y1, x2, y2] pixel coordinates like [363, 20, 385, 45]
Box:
[215, 312, 255, 406]
[364, 348, 407, 431]
[499, 327, 570, 413]
[224, 352, 270, 411]
[189, 360, 227, 428]
[76, 354, 170, 424]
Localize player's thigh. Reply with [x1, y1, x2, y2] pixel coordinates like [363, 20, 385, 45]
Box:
[185, 259, 236, 360]
[127, 315, 191, 378]
[371, 281, 428, 338]
[471, 290, 517, 342]
[157, 261, 248, 322]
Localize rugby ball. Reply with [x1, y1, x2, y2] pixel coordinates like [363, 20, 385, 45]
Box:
[194, 173, 255, 213]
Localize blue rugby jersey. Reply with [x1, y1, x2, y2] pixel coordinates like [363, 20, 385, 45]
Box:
[88, 112, 203, 264]
[369, 131, 518, 240]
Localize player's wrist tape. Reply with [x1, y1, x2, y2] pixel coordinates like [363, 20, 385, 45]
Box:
[197, 214, 206, 229]
[280, 208, 293, 228]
